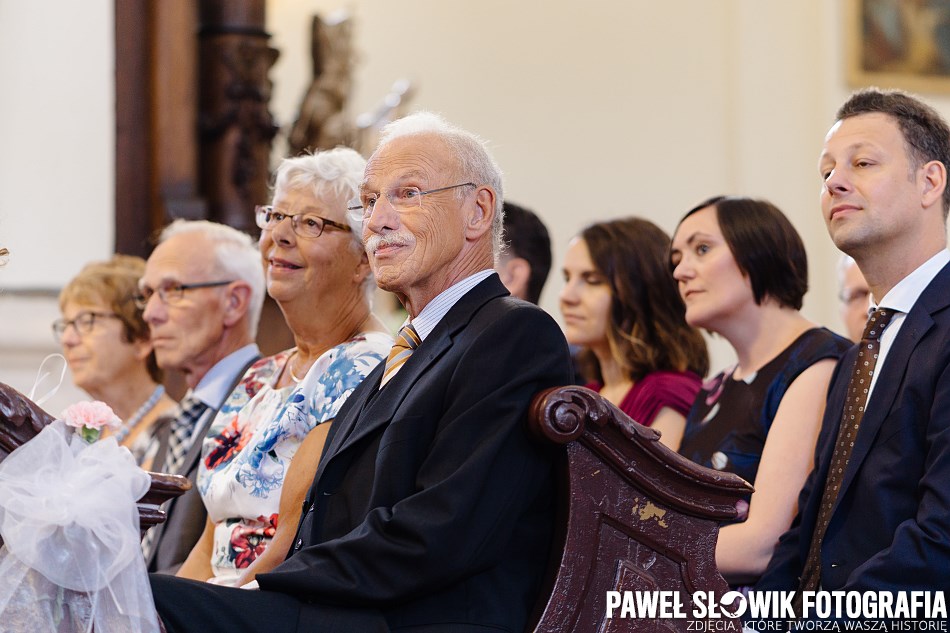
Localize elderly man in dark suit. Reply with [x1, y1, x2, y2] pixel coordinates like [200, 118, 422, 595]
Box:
[150, 112, 573, 632]
[756, 89, 950, 607]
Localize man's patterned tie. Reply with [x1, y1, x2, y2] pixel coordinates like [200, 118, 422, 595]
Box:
[165, 395, 207, 476]
[380, 324, 421, 387]
[797, 307, 897, 599]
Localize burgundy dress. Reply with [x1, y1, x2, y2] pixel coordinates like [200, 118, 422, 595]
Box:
[586, 370, 703, 426]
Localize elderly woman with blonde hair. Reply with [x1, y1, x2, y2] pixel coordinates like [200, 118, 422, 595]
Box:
[56, 254, 178, 470]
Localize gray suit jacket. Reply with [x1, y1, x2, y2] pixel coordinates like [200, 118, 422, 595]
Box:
[146, 356, 259, 573]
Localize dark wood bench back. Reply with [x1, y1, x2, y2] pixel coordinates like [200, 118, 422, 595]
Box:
[527, 386, 754, 632]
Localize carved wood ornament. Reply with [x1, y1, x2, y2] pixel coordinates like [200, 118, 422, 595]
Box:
[528, 386, 753, 633]
[115, 0, 279, 253]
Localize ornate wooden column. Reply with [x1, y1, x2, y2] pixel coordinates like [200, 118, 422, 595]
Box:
[198, 0, 279, 233]
[115, 0, 159, 257]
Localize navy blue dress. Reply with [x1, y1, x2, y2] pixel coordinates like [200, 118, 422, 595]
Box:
[678, 327, 851, 510]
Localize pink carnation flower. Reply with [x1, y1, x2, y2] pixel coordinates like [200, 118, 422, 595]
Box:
[61, 401, 121, 433]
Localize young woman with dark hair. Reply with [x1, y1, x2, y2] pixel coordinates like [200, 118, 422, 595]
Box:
[560, 217, 708, 450]
[671, 196, 851, 585]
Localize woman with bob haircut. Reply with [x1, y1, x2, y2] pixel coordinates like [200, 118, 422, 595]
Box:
[560, 217, 709, 450]
[671, 196, 851, 585]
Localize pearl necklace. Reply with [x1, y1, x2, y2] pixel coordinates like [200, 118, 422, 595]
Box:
[113, 384, 165, 442]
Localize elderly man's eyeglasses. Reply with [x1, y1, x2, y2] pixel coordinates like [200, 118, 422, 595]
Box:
[52, 311, 119, 342]
[133, 281, 234, 310]
[347, 182, 477, 223]
[255, 205, 352, 239]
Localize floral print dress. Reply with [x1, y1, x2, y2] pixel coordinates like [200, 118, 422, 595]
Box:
[196, 331, 392, 583]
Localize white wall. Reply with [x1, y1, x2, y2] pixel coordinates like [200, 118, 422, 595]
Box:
[0, 0, 114, 288]
[266, 0, 859, 371]
[0, 0, 113, 410]
[5, 1, 950, 409]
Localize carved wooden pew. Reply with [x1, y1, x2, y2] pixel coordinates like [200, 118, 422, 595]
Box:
[0, 382, 190, 540]
[2, 380, 752, 630]
[527, 386, 754, 633]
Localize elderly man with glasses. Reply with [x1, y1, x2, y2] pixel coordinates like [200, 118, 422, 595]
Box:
[150, 113, 573, 633]
[139, 219, 265, 575]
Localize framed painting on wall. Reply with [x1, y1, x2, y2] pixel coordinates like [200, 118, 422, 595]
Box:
[847, 0, 950, 93]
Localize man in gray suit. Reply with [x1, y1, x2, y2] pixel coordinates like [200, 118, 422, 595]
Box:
[139, 220, 264, 573]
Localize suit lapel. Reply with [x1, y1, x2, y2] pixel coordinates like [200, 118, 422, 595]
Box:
[178, 408, 216, 475]
[319, 275, 508, 466]
[320, 365, 384, 460]
[833, 264, 950, 506]
[146, 354, 259, 568]
[180, 355, 260, 476]
[332, 327, 455, 456]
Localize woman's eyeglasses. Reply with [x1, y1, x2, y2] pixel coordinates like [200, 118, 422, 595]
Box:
[52, 311, 120, 342]
[255, 206, 352, 238]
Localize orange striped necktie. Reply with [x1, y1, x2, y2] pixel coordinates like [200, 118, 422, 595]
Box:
[380, 323, 421, 387]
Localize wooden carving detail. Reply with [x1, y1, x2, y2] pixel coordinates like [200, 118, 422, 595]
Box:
[528, 386, 754, 633]
[288, 12, 416, 157]
[198, 1, 279, 234]
[0, 383, 53, 457]
[288, 14, 356, 154]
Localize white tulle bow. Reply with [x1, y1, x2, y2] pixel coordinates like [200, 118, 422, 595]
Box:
[0, 420, 160, 632]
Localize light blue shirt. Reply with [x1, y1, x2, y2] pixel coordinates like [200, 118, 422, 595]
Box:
[185, 343, 261, 449]
[408, 270, 495, 342]
[378, 270, 495, 390]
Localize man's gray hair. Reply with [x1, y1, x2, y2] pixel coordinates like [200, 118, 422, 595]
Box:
[837, 253, 856, 288]
[271, 147, 374, 303]
[378, 112, 505, 261]
[158, 220, 265, 335]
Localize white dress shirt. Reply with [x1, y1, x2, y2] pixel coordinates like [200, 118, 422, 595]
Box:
[867, 250, 950, 398]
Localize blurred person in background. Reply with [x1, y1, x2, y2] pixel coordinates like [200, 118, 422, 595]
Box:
[56, 254, 177, 470]
[496, 201, 552, 304]
[174, 147, 391, 586]
[671, 196, 851, 585]
[140, 219, 265, 573]
[837, 254, 871, 342]
[560, 217, 708, 450]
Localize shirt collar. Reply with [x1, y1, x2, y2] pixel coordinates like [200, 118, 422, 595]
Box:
[872, 249, 950, 315]
[191, 343, 261, 408]
[406, 270, 495, 341]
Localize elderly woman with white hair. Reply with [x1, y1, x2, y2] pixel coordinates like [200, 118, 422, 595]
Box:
[176, 147, 392, 586]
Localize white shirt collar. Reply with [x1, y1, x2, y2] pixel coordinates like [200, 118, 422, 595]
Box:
[872, 249, 950, 315]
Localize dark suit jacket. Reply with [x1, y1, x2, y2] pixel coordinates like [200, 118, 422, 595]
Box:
[258, 275, 573, 632]
[758, 261, 950, 592]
